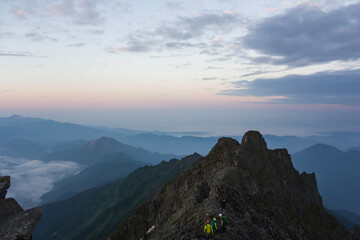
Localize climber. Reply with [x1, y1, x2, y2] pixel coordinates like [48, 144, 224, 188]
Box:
[204, 220, 214, 238]
[210, 217, 218, 233]
[221, 197, 227, 208]
[219, 213, 228, 233]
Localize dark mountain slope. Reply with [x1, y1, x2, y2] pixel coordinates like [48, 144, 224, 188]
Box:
[40, 153, 145, 203]
[33, 153, 202, 240]
[113, 131, 350, 240]
[292, 144, 360, 214]
[330, 209, 360, 230]
[42, 137, 178, 165]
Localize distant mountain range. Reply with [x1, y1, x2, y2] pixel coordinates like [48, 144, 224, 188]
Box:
[2, 115, 360, 157]
[0, 115, 123, 146]
[33, 153, 202, 240]
[41, 137, 178, 166]
[292, 143, 360, 215]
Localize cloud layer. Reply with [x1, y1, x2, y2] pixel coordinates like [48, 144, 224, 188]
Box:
[0, 50, 37, 57]
[243, 2, 360, 67]
[0, 156, 80, 209]
[222, 69, 360, 105]
[109, 11, 244, 54]
[11, 0, 111, 25]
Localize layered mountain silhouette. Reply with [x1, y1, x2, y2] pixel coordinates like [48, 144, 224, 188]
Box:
[2, 115, 360, 157]
[112, 131, 354, 240]
[33, 153, 202, 240]
[42, 137, 178, 166]
[0, 115, 217, 156]
[0, 115, 123, 146]
[292, 143, 360, 215]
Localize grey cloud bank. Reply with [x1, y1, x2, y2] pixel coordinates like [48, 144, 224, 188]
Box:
[243, 2, 360, 66]
[222, 69, 360, 105]
[157, 12, 243, 40]
[110, 11, 243, 53]
[0, 156, 80, 209]
[0, 51, 34, 57]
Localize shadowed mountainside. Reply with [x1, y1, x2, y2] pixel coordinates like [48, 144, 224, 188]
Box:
[40, 152, 145, 204]
[33, 153, 202, 240]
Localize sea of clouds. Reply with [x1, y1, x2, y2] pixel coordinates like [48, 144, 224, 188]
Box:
[0, 156, 81, 209]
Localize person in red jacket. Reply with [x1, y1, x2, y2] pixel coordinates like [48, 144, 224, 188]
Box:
[204, 220, 214, 238]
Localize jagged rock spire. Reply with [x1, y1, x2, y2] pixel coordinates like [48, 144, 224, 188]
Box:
[209, 137, 239, 155]
[241, 130, 267, 151]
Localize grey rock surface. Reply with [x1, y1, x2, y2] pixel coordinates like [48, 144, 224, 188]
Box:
[0, 198, 23, 216]
[0, 207, 42, 240]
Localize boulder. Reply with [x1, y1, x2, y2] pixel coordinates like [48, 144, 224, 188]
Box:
[0, 198, 23, 216]
[0, 207, 42, 240]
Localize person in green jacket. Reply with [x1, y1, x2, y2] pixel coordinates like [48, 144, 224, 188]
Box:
[204, 220, 213, 238]
[219, 213, 228, 233]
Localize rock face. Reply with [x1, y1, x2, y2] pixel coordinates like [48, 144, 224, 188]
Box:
[0, 176, 42, 240]
[111, 131, 353, 240]
[351, 225, 360, 239]
[0, 176, 10, 199]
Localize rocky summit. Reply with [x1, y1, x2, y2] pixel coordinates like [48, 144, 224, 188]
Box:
[111, 131, 357, 240]
[0, 176, 42, 240]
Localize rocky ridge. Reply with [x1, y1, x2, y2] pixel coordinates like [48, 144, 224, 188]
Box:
[0, 176, 42, 240]
[111, 131, 359, 240]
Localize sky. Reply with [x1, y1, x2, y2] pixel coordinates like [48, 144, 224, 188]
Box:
[1, 0, 360, 136]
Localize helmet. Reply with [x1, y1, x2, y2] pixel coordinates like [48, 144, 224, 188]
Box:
[219, 213, 222, 217]
[206, 220, 210, 223]
[213, 218, 216, 221]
